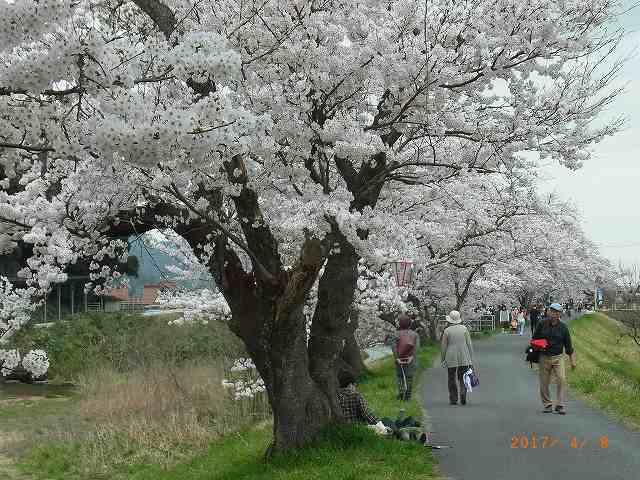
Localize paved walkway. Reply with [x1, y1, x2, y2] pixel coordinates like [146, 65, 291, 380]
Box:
[421, 324, 640, 480]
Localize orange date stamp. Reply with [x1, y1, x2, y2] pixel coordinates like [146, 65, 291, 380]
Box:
[511, 434, 609, 449]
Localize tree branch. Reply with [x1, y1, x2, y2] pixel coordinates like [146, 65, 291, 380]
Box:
[0, 143, 55, 153]
[131, 0, 177, 41]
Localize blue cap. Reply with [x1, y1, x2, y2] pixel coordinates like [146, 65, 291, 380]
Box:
[549, 303, 563, 312]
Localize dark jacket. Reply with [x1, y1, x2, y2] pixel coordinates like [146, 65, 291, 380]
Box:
[390, 329, 420, 364]
[529, 309, 540, 325]
[337, 385, 378, 425]
[532, 318, 574, 356]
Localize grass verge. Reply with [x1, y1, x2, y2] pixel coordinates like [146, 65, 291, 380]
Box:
[567, 312, 640, 429]
[17, 344, 440, 480]
[358, 343, 439, 420]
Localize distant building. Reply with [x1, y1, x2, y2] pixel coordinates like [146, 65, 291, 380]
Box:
[1, 232, 194, 321]
[0, 242, 102, 322]
[0, 240, 140, 321]
[103, 281, 177, 312]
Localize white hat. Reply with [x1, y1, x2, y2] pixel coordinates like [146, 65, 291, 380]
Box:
[446, 310, 462, 324]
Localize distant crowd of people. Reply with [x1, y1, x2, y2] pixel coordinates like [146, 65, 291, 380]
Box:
[491, 300, 588, 335]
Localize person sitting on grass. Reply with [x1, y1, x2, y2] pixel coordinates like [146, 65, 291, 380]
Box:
[337, 370, 427, 443]
[337, 370, 379, 426]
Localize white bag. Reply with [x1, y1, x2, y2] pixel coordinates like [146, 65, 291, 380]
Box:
[368, 421, 392, 436]
[463, 368, 474, 393]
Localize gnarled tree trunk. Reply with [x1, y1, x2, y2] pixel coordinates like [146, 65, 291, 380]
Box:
[245, 303, 332, 451]
[219, 238, 336, 452]
[424, 305, 438, 342]
[308, 228, 360, 419]
[338, 307, 367, 377]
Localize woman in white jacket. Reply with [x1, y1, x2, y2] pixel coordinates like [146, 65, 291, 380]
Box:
[440, 311, 475, 406]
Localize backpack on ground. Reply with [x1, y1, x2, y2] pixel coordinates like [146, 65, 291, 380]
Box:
[396, 331, 416, 363]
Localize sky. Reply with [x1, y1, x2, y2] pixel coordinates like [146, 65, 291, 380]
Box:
[539, 1, 640, 267]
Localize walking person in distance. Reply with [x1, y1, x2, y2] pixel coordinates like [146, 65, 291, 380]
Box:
[389, 314, 420, 401]
[499, 304, 510, 331]
[517, 307, 527, 335]
[440, 311, 475, 405]
[529, 304, 541, 336]
[532, 302, 577, 415]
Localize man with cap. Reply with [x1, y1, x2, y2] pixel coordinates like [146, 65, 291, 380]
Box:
[532, 303, 577, 414]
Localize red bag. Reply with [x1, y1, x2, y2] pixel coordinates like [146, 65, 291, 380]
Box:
[396, 331, 417, 362]
[530, 339, 549, 351]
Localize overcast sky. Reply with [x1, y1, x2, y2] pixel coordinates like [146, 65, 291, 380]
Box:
[539, 1, 640, 267]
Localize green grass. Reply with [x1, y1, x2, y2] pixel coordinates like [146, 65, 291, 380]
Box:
[567, 312, 640, 429]
[0, 396, 76, 421]
[358, 344, 439, 420]
[17, 345, 440, 480]
[21, 425, 436, 480]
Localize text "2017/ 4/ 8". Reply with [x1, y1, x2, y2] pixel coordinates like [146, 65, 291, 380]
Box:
[511, 435, 609, 449]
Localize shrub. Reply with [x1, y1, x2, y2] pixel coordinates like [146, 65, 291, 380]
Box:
[10, 312, 244, 380]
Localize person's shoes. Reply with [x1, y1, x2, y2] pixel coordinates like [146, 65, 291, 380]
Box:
[542, 405, 553, 413]
[460, 397, 467, 405]
[450, 400, 457, 405]
[555, 406, 566, 415]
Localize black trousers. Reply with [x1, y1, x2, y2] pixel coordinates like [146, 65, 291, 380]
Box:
[396, 362, 415, 401]
[448, 365, 471, 404]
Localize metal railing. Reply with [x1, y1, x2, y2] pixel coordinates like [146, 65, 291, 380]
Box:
[86, 303, 102, 312]
[466, 314, 496, 332]
[119, 302, 146, 312]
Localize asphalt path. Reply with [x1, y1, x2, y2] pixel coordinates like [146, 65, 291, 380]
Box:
[421, 321, 640, 480]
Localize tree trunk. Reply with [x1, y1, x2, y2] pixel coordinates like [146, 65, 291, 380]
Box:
[227, 284, 334, 453]
[266, 304, 333, 451]
[424, 306, 434, 342]
[339, 311, 367, 377]
[308, 229, 359, 418]
[213, 232, 336, 453]
[406, 293, 430, 343]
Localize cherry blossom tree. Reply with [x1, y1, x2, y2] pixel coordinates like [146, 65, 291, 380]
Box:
[616, 262, 640, 307]
[0, 0, 626, 450]
[0, 277, 38, 345]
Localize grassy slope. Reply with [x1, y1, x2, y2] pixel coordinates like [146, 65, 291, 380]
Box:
[568, 312, 640, 429]
[18, 345, 440, 480]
